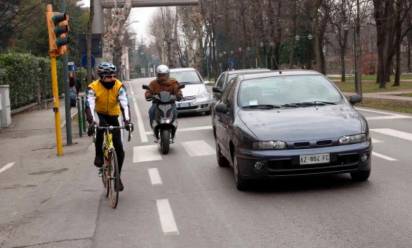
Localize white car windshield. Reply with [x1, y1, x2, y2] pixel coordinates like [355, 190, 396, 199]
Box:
[170, 71, 202, 84]
[238, 75, 343, 108]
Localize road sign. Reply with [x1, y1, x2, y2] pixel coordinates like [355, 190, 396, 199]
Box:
[81, 55, 96, 68]
[78, 34, 103, 57]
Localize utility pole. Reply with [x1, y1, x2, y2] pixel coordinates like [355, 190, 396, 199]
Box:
[354, 0, 362, 97]
[87, 0, 95, 83]
[60, 0, 72, 145]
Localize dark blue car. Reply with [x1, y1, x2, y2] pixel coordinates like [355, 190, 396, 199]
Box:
[212, 70, 372, 190]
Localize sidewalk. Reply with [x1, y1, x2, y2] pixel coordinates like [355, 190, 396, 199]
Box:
[0, 100, 98, 247]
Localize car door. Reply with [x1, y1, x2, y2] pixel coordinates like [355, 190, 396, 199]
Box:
[215, 80, 237, 159]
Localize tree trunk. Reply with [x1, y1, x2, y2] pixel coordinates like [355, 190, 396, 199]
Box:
[87, 0, 94, 83]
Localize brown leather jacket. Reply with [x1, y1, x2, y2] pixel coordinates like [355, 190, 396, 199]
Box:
[145, 78, 183, 100]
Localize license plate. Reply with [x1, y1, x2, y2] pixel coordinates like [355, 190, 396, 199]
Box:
[300, 154, 330, 165]
[178, 102, 191, 108]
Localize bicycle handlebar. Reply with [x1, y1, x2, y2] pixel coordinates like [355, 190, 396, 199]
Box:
[93, 125, 132, 142]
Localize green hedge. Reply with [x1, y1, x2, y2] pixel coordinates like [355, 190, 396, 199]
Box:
[0, 53, 64, 109]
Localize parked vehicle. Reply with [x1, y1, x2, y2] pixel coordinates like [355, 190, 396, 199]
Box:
[212, 69, 271, 101]
[169, 68, 213, 115]
[212, 70, 371, 190]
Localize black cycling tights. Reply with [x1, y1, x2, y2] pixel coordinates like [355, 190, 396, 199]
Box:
[95, 113, 125, 174]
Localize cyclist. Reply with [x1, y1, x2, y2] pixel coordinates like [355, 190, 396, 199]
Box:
[86, 62, 133, 191]
[145, 65, 183, 127]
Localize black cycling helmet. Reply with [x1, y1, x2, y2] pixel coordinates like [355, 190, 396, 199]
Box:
[97, 62, 116, 77]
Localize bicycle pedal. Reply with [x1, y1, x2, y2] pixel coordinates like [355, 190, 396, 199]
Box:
[98, 168, 103, 177]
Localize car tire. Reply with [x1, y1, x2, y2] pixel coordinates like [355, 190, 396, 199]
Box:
[233, 154, 248, 191]
[216, 143, 229, 168]
[350, 169, 371, 182]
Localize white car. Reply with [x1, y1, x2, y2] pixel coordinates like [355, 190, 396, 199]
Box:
[170, 68, 213, 115]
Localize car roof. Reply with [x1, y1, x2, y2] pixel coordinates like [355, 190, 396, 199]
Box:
[170, 68, 196, 72]
[226, 69, 271, 75]
[238, 70, 322, 81]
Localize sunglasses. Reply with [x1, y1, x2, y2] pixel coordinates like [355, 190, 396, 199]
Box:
[104, 75, 116, 79]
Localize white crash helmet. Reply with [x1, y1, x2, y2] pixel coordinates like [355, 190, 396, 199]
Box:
[156, 64, 170, 77]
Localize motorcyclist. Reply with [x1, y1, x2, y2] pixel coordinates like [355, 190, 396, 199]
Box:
[144, 65, 183, 127]
[85, 62, 133, 191]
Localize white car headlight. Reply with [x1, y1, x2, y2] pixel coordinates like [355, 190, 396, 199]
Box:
[338, 134, 367, 145]
[253, 141, 287, 150]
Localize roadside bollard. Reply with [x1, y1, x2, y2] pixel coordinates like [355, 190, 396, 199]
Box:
[81, 95, 87, 133]
[77, 96, 83, 137]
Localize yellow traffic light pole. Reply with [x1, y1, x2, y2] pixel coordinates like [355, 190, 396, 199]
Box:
[46, 4, 64, 156]
[50, 56, 64, 156]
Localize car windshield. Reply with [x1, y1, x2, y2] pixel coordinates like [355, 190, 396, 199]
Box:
[170, 71, 202, 84]
[238, 75, 343, 108]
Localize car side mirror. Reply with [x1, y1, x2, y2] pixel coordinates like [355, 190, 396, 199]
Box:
[349, 95, 362, 105]
[213, 87, 222, 93]
[142, 85, 150, 90]
[215, 103, 229, 113]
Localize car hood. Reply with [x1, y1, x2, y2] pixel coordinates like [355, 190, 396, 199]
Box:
[181, 84, 207, 97]
[238, 105, 365, 141]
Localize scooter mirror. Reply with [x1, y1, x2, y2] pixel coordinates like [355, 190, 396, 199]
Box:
[142, 85, 150, 90]
[178, 84, 185, 89]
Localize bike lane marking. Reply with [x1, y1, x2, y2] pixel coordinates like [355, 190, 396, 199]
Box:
[156, 199, 179, 235]
[128, 81, 148, 143]
[148, 168, 163, 185]
[0, 162, 15, 175]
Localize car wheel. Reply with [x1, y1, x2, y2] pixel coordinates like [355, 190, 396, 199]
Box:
[233, 154, 248, 191]
[216, 143, 229, 168]
[350, 169, 371, 182]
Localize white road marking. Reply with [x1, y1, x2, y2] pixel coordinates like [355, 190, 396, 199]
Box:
[0, 162, 15, 174]
[356, 107, 405, 116]
[372, 138, 383, 144]
[128, 82, 148, 143]
[148, 168, 163, 185]
[182, 140, 215, 157]
[367, 116, 412, 121]
[156, 199, 179, 235]
[372, 152, 398, 162]
[133, 145, 162, 163]
[371, 128, 412, 142]
[145, 125, 213, 135]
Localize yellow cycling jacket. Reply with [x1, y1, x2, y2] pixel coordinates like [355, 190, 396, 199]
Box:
[88, 79, 123, 116]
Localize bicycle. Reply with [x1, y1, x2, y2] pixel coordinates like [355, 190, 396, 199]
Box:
[93, 125, 131, 209]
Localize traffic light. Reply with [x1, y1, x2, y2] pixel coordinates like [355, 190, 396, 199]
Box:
[46, 4, 69, 57]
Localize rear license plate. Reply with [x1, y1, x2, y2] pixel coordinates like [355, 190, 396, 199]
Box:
[300, 154, 330, 165]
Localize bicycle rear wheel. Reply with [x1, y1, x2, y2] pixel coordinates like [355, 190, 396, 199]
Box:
[102, 165, 110, 198]
[108, 151, 120, 209]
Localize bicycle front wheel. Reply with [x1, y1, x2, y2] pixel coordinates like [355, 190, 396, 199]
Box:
[108, 151, 120, 209]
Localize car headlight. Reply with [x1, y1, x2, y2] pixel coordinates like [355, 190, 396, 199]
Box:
[338, 134, 367, 145]
[253, 141, 287, 150]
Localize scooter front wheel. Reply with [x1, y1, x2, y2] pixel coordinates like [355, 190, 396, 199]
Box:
[160, 129, 170, 154]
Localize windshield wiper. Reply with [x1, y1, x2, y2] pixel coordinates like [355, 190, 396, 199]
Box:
[242, 104, 281, 109]
[282, 101, 338, 107]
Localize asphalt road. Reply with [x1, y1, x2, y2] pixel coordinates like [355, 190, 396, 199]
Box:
[1, 78, 412, 248]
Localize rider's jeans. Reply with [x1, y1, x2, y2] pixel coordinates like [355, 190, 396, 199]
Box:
[95, 113, 125, 174]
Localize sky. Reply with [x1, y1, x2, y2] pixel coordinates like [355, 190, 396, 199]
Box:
[79, 1, 158, 43]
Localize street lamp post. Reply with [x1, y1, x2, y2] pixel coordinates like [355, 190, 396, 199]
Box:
[354, 0, 362, 97]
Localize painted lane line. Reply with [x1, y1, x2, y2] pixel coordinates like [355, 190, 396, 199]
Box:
[128, 82, 148, 143]
[182, 140, 215, 157]
[367, 116, 412, 121]
[372, 138, 382, 144]
[371, 128, 412, 142]
[145, 125, 213, 135]
[148, 168, 163, 185]
[0, 162, 15, 174]
[133, 145, 162, 163]
[156, 199, 179, 235]
[356, 107, 408, 117]
[372, 152, 398, 162]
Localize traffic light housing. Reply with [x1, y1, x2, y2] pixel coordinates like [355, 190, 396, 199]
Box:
[46, 4, 69, 57]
